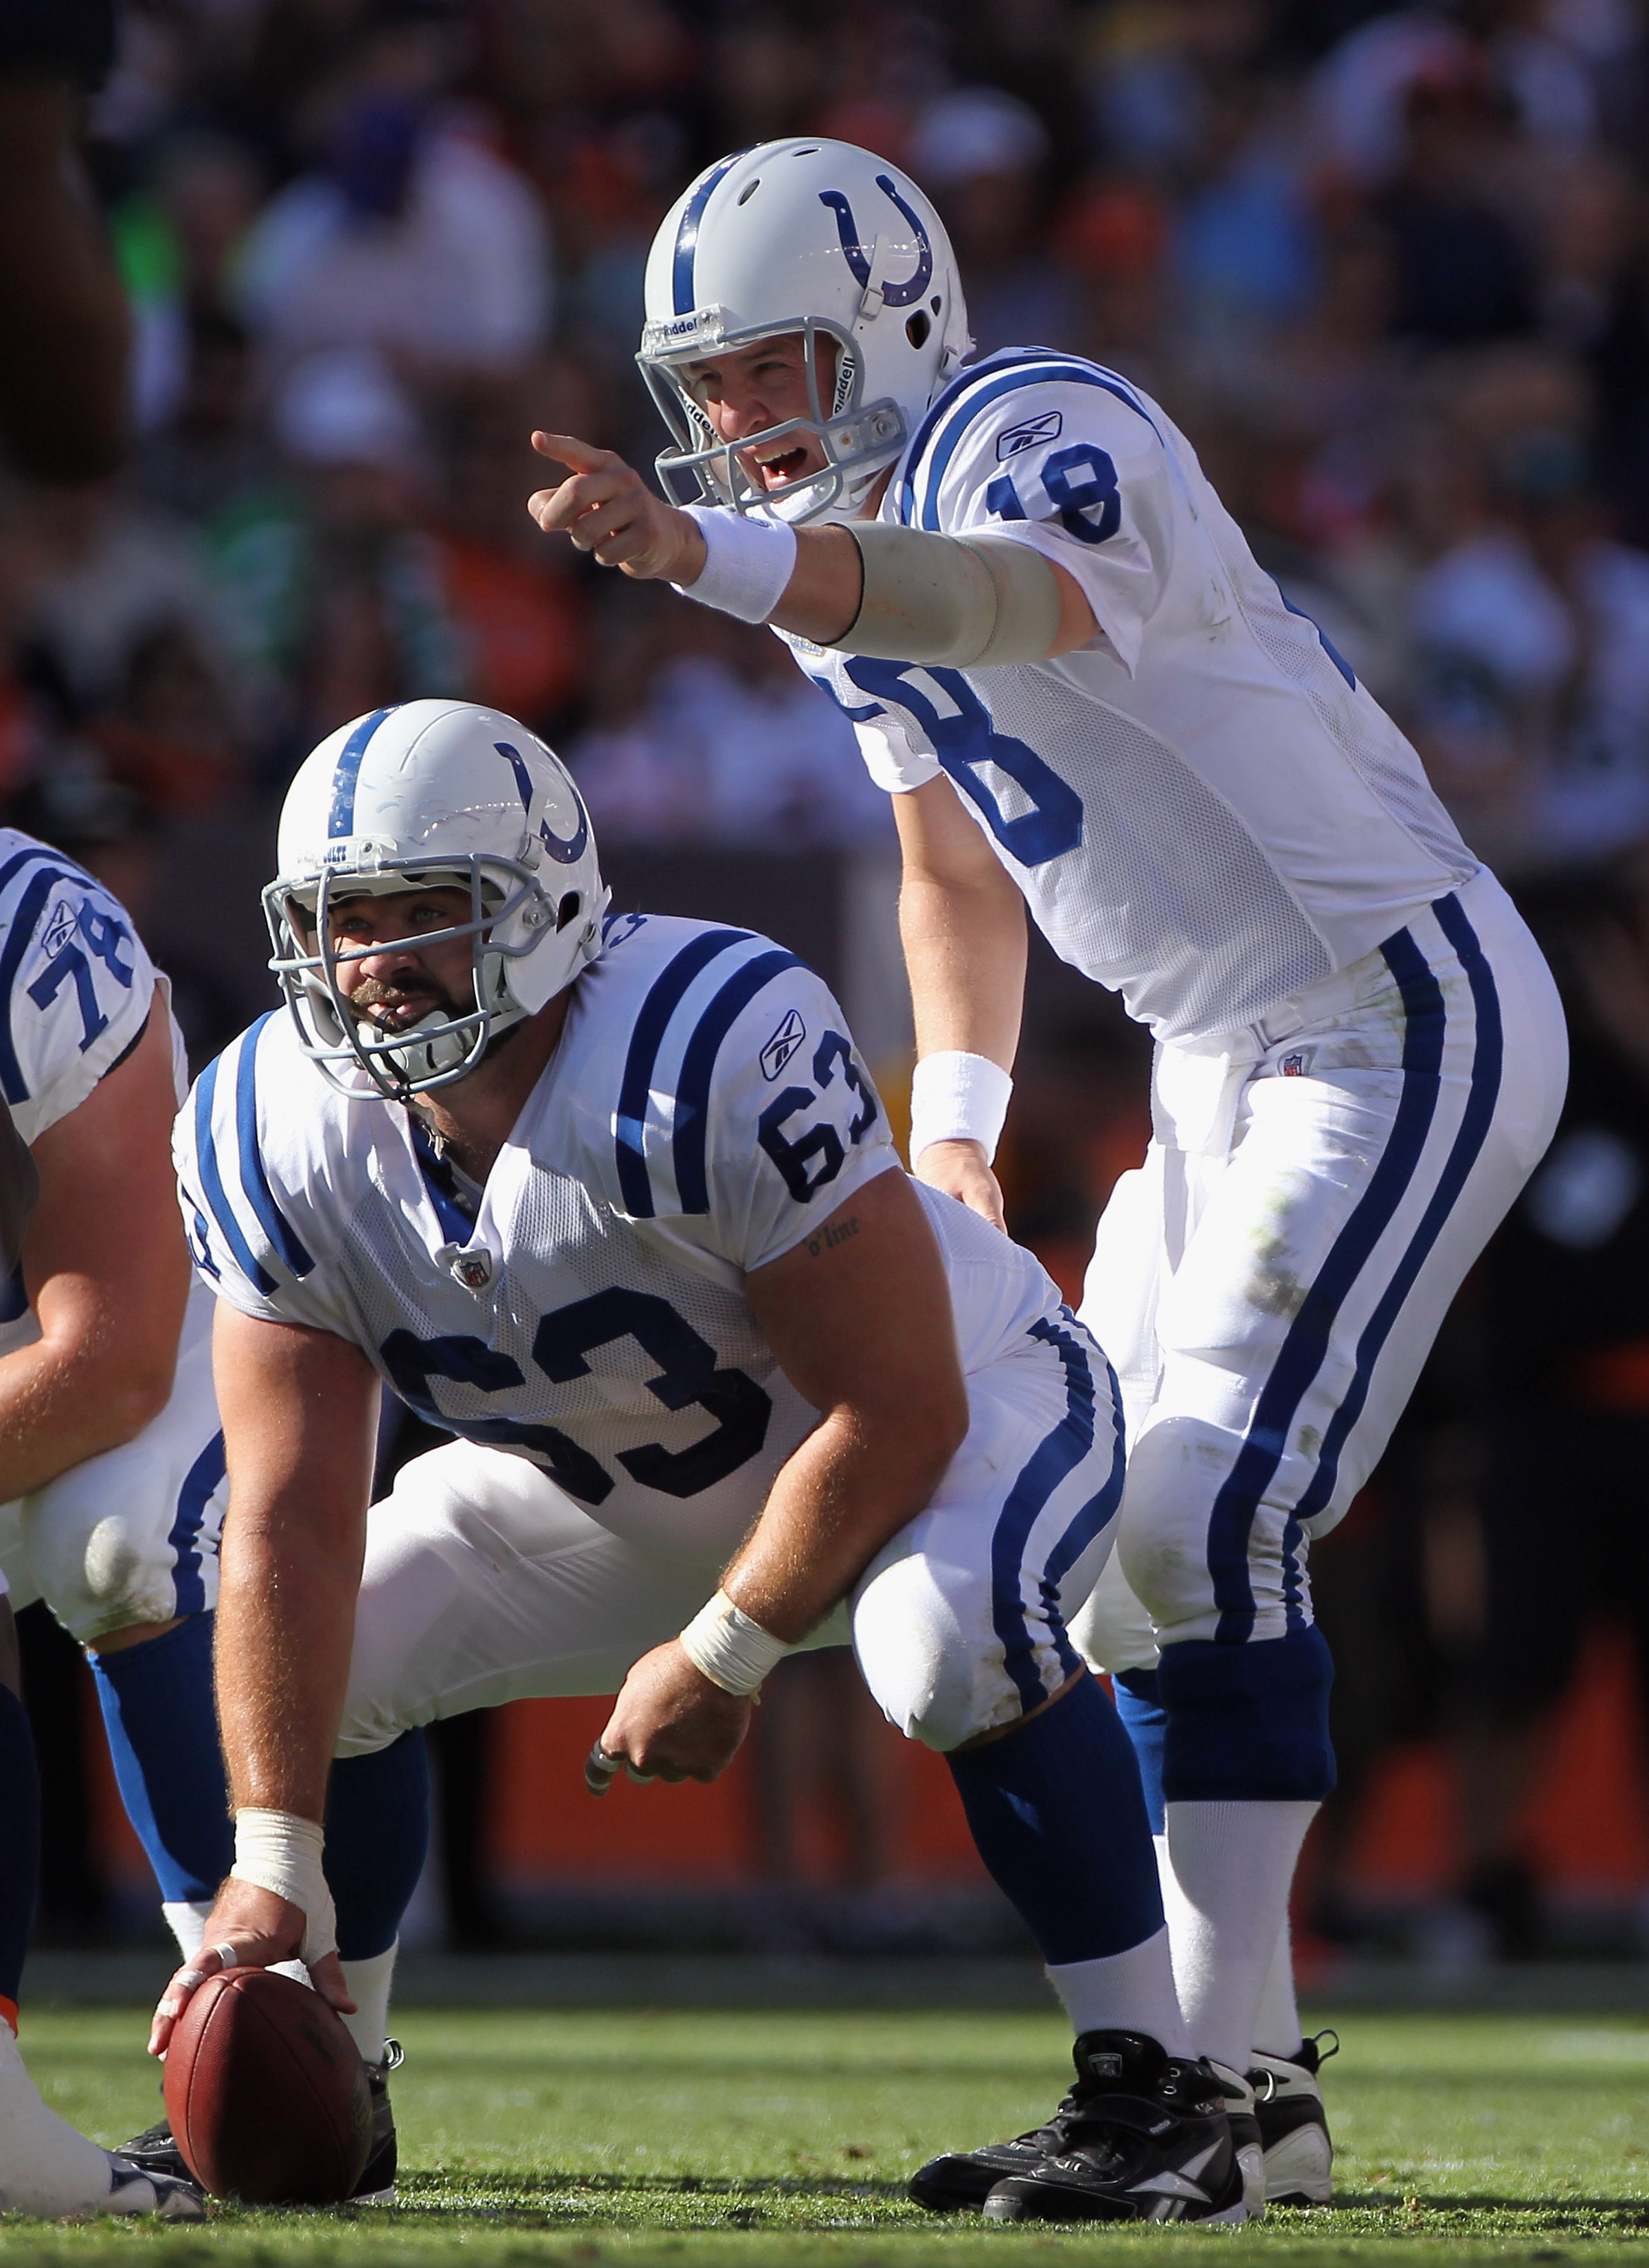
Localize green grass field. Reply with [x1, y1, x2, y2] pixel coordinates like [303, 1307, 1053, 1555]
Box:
[5, 2006, 1649, 2265]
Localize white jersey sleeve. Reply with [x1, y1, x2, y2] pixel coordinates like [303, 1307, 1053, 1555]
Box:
[897, 353, 1174, 678]
[0, 834, 160, 1146]
[174, 1012, 357, 1337]
[597, 929, 899, 1275]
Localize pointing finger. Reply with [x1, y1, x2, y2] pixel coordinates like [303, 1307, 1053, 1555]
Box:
[532, 431, 613, 472]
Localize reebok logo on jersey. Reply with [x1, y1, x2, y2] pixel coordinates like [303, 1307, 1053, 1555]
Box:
[760, 1009, 806, 1082]
[41, 898, 78, 958]
[997, 410, 1062, 460]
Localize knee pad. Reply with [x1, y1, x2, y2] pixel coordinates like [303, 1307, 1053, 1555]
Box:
[1158, 1624, 1336, 1803]
[851, 1548, 1006, 1753]
[1114, 1421, 1229, 1631]
[1066, 1546, 1158, 1675]
[1119, 1419, 1310, 1649]
[23, 1480, 180, 1643]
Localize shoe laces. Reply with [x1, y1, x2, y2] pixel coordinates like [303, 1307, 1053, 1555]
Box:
[1014, 2056, 1149, 2155]
[1013, 2080, 1091, 2153]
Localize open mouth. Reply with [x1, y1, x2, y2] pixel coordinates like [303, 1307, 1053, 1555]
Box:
[350, 983, 444, 1032]
[743, 439, 816, 490]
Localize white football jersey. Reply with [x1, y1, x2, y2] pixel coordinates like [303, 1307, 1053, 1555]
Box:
[0, 828, 177, 1358]
[783, 348, 1479, 1046]
[177, 913, 1064, 1559]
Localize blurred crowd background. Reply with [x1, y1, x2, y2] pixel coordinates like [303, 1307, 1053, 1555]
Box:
[12, 0, 1649, 1974]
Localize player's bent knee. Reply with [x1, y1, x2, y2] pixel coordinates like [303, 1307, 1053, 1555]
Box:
[23, 1493, 182, 1644]
[850, 1549, 1009, 1753]
[1067, 1549, 1159, 1676]
[1116, 1418, 1310, 1643]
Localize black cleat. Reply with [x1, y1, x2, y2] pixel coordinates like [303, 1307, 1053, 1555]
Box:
[1250, 2027, 1336, 2205]
[113, 2119, 190, 2185]
[908, 2045, 1103, 2214]
[115, 2040, 402, 2204]
[970, 2032, 1261, 2225]
[353, 2041, 401, 2203]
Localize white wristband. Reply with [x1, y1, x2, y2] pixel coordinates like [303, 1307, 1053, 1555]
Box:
[908, 1050, 1014, 1166]
[673, 504, 798, 623]
[679, 1588, 792, 1696]
[229, 1808, 337, 1967]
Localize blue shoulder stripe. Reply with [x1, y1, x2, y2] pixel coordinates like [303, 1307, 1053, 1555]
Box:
[616, 928, 754, 1216]
[673, 948, 803, 1214]
[0, 860, 89, 1104]
[899, 353, 1160, 532]
[194, 1049, 277, 1297]
[0, 841, 93, 898]
[673, 152, 745, 315]
[327, 706, 396, 841]
[235, 1014, 313, 1276]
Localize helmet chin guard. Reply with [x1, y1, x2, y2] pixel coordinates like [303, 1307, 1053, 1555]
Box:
[639, 139, 972, 529]
[265, 700, 609, 1103]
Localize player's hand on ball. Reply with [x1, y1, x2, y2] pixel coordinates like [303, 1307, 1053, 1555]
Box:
[148, 1882, 355, 2057]
[528, 432, 706, 585]
[914, 1139, 1009, 1234]
[593, 1638, 752, 1790]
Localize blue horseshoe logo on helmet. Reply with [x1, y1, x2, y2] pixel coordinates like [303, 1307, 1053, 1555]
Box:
[818, 175, 933, 309]
[497, 742, 589, 865]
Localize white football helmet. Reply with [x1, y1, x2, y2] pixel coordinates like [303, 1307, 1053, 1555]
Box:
[265, 699, 609, 1101]
[638, 137, 972, 526]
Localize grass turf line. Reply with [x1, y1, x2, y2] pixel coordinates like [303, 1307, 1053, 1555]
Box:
[3, 2007, 1648, 2263]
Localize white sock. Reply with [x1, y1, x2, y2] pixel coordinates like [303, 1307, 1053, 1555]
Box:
[1163, 1799, 1317, 2074]
[163, 1900, 214, 1963]
[1252, 1909, 1304, 2059]
[0, 2019, 126, 2216]
[339, 1943, 398, 2065]
[1046, 1924, 1191, 2053]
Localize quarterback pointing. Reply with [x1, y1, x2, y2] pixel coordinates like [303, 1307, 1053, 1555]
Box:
[525, 137, 1569, 2203]
[157, 698, 1267, 2223]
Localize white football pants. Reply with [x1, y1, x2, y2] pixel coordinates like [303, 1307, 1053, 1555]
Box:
[1073, 867, 1567, 1670]
[0, 1276, 225, 1640]
[335, 1312, 1124, 1759]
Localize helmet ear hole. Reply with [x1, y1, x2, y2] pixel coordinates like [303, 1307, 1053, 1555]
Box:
[906, 309, 931, 349]
[556, 891, 583, 931]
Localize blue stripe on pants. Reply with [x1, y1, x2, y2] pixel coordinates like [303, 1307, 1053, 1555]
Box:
[1292, 893, 1503, 1526]
[1042, 1348, 1128, 1685]
[1204, 920, 1448, 1645]
[168, 1430, 226, 1619]
[991, 1316, 1105, 1713]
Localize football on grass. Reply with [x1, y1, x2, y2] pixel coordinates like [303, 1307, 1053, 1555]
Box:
[164, 1967, 373, 2203]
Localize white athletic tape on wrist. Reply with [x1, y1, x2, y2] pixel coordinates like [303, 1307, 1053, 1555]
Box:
[229, 1808, 337, 1966]
[679, 1588, 792, 1696]
[673, 504, 798, 624]
[908, 1051, 1014, 1166]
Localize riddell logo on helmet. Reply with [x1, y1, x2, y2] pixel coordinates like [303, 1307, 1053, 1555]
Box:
[642, 309, 729, 353]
